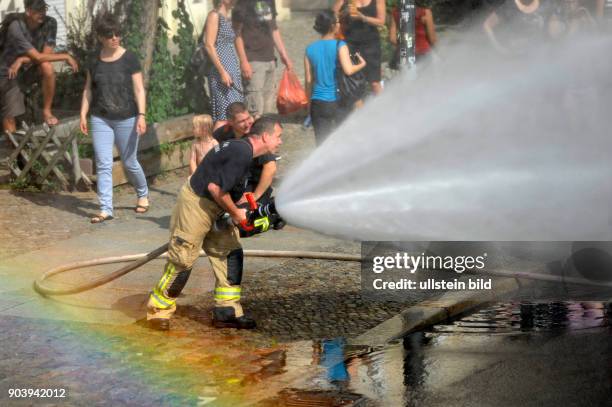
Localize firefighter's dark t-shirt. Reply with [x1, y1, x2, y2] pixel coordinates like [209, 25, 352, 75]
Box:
[212, 124, 237, 143]
[190, 138, 254, 202]
[213, 124, 276, 187]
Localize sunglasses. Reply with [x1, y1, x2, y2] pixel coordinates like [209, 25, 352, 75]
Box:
[101, 32, 121, 39]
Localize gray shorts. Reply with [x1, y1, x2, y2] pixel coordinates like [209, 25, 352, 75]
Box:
[244, 60, 277, 117]
[0, 76, 26, 120]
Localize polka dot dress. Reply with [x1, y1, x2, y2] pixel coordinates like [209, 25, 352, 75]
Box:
[207, 13, 244, 122]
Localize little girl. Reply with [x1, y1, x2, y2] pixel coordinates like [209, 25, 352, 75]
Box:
[189, 114, 217, 175]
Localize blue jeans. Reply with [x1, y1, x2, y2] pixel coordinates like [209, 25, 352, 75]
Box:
[91, 115, 148, 216]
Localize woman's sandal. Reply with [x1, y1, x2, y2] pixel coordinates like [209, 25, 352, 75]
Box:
[91, 213, 113, 224]
[135, 205, 149, 214]
[135, 201, 150, 214]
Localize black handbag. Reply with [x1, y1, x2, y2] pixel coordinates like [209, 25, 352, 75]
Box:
[190, 11, 218, 77]
[190, 43, 211, 77]
[335, 41, 366, 105]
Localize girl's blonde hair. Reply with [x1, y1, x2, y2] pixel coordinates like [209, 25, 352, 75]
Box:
[193, 114, 213, 139]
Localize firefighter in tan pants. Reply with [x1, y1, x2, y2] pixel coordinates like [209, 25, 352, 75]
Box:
[147, 117, 283, 331]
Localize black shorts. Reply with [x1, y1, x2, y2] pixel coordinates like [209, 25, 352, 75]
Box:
[0, 77, 25, 120]
[347, 38, 381, 83]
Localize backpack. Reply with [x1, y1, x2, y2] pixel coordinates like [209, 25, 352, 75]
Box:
[335, 40, 367, 106]
[0, 13, 24, 52]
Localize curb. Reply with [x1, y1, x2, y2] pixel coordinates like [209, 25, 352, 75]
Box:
[349, 276, 521, 346]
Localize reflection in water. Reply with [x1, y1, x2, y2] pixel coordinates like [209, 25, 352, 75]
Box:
[320, 338, 349, 384]
[433, 301, 610, 334]
[297, 302, 611, 406]
[403, 331, 430, 406]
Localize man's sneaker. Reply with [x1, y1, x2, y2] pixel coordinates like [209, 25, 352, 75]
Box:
[212, 315, 257, 330]
[148, 318, 170, 331]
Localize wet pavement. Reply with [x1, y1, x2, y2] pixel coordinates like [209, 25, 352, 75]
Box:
[288, 301, 612, 407]
[0, 314, 285, 406]
[403, 301, 612, 407]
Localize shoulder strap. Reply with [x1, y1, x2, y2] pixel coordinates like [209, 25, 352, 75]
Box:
[0, 13, 25, 50]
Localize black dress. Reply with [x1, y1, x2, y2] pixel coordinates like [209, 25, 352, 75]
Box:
[343, 0, 381, 83]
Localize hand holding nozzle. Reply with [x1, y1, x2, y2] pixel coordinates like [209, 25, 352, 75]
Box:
[215, 193, 281, 236]
[238, 193, 259, 232]
[231, 208, 247, 227]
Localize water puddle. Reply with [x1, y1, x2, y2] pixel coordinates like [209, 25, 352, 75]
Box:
[432, 301, 612, 334]
[271, 302, 612, 406]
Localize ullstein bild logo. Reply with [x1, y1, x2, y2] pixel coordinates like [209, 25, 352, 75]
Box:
[371, 252, 488, 274]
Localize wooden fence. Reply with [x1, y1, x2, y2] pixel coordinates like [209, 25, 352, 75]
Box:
[3, 114, 195, 189]
[4, 120, 92, 190]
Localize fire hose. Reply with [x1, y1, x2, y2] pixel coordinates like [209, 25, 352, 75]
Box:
[33, 244, 362, 296]
[33, 193, 366, 296]
[33, 244, 612, 297]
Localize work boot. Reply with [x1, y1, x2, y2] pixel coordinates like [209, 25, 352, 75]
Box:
[268, 211, 286, 230]
[148, 318, 170, 331]
[272, 218, 286, 230]
[213, 315, 257, 329]
[212, 307, 257, 329]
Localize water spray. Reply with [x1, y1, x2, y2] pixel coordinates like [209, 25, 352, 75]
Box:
[276, 35, 612, 241]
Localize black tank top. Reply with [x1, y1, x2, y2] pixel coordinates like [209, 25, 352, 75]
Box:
[344, 0, 380, 43]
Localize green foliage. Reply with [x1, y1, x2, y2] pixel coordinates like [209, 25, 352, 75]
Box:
[118, 0, 146, 60]
[172, 0, 196, 80]
[147, 18, 183, 123]
[171, 0, 208, 115]
[179, 139, 192, 153]
[53, 69, 85, 115]
[379, 24, 394, 65]
[155, 139, 192, 157]
[10, 178, 38, 192]
[76, 129, 94, 160]
[157, 141, 175, 156]
[147, 0, 209, 122]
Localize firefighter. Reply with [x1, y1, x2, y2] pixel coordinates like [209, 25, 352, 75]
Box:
[146, 117, 283, 331]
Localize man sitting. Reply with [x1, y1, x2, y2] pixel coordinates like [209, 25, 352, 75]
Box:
[0, 0, 78, 133]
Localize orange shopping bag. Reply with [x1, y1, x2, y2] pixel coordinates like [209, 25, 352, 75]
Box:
[276, 69, 308, 115]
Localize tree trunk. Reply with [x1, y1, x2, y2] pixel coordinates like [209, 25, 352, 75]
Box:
[141, 0, 160, 89]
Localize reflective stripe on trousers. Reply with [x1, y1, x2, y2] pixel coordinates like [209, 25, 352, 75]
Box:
[149, 262, 178, 309]
[214, 286, 241, 301]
